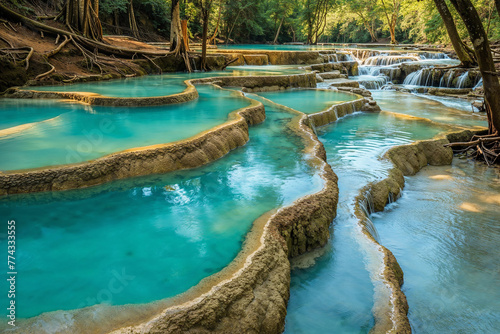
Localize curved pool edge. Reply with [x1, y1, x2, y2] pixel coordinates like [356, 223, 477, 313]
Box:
[0, 94, 265, 196]
[3, 72, 317, 106]
[307, 97, 367, 127]
[98, 103, 340, 333]
[353, 127, 486, 334]
[3, 81, 199, 107]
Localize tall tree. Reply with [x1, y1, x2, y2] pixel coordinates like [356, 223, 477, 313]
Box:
[447, 0, 500, 134]
[266, 0, 294, 44]
[433, 0, 476, 67]
[344, 0, 379, 42]
[128, 0, 139, 39]
[304, 0, 333, 44]
[194, 0, 216, 70]
[378, 0, 401, 44]
[208, 2, 222, 45]
[65, 0, 103, 40]
[170, 0, 191, 71]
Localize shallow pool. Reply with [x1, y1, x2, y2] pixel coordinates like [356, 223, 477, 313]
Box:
[255, 89, 358, 114]
[285, 111, 447, 333]
[371, 90, 487, 128]
[0, 104, 323, 324]
[0, 86, 249, 171]
[372, 159, 500, 333]
[28, 66, 306, 97]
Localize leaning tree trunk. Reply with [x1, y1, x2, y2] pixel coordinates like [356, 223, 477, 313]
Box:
[449, 0, 500, 134]
[65, 0, 103, 40]
[273, 16, 284, 44]
[208, 4, 221, 45]
[433, 0, 476, 67]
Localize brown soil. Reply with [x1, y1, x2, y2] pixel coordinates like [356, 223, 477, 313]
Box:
[0, 14, 169, 91]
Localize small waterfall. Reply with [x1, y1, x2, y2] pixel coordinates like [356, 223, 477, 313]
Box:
[446, 70, 455, 88]
[403, 69, 425, 86]
[358, 66, 370, 76]
[419, 52, 450, 60]
[359, 197, 380, 241]
[363, 55, 419, 66]
[473, 78, 483, 89]
[357, 76, 389, 90]
[309, 117, 319, 137]
[456, 71, 469, 88]
[191, 58, 198, 71]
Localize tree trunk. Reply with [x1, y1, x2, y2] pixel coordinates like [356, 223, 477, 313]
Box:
[114, 10, 121, 34]
[389, 23, 396, 44]
[128, 0, 139, 39]
[65, 0, 103, 40]
[201, 9, 209, 70]
[181, 20, 190, 51]
[433, 0, 476, 67]
[208, 4, 221, 45]
[357, 11, 377, 42]
[170, 0, 191, 71]
[495, 0, 500, 18]
[273, 16, 284, 44]
[449, 0, 500, 134]
[170, 0, 181, 51]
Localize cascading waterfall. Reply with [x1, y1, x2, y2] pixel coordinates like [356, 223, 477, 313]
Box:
[456, 71, 469, 88]
[473, 77, 483, 89]
[418, 52, 450, 60]
[363, 55, 419, 66]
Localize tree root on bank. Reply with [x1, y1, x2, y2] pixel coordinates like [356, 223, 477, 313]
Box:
[35, 62, 55, 80]
[445, 134, 500, 165]
[0, 46, 33, 69]
[0, 2, 174, 58]
[46, 35, 69, 58]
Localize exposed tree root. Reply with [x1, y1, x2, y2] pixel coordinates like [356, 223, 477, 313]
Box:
[0, 33, 13, 48]
[144, 55, 162, 74]
[35, 62, 55, 80]
[0, 3, 173, 58]
[46, 35, 69, 58]
[0, 47, 32, 67]
[24, 46, 33, 69]
[445, 134, 500, 165]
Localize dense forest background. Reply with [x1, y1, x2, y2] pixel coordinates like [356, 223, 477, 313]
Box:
[6, 0, 500, 45]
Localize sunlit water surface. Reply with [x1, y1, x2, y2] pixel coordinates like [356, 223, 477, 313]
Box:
[27, 66, 306, 97]
[255, 89, 358, 114]
[372, 159, 500, 333]
[285, 111, 446, 333]
[0, 86, 249, 171]
[0, 105, 323, 323]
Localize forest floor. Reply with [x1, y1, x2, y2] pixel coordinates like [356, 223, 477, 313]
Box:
[0, 18, 171, 93]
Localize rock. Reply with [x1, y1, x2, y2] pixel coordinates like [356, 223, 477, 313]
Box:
[243, 54, 269, 66]
[318, 70, 342, 80]
[328, 78, 360, 88]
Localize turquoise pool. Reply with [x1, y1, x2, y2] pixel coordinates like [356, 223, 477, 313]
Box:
[0, 86, 249, 171]
[0, 104, 323, 329]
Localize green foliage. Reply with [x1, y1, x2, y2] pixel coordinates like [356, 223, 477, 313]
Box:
[99, 0, 170, 37]
[100, 0, 128, 15]
[91, 0, 500, 43]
